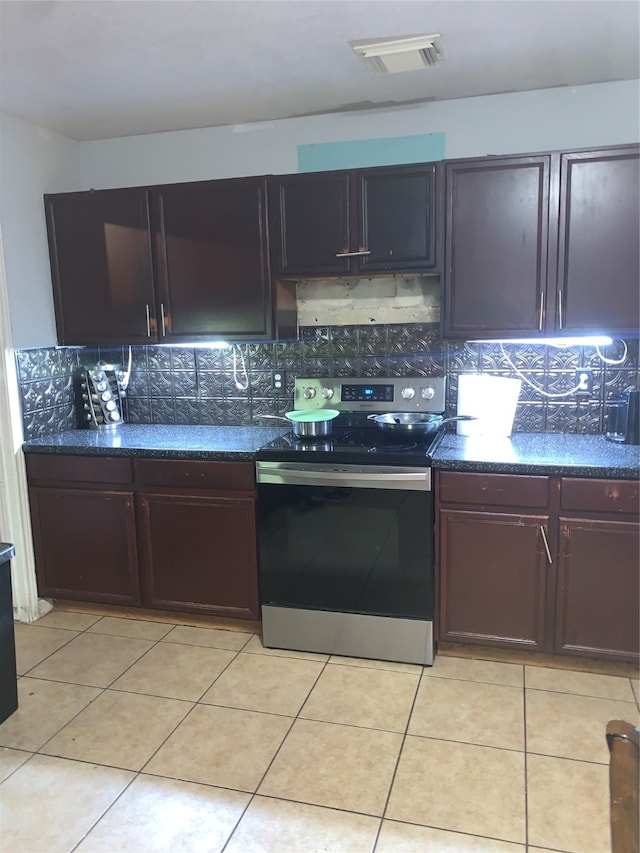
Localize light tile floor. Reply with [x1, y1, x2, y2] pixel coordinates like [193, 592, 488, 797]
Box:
[1, 608, 638, 853]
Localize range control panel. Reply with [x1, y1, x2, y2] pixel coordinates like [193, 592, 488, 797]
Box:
[294, 377, 446, 413]
[342, 383, 394, 403]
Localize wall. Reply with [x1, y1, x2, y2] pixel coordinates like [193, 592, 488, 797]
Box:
[0, 112, 77, 348]
[73, 80, 640, 189]
[16, 330, 640, 440]
[2, 79, 639, 348]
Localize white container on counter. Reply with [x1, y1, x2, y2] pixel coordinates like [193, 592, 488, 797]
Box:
[456, 374, 522, 437]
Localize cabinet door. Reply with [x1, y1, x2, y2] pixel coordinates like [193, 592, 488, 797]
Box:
[557, 147, 640, 335]
[45, 189, 156, 345]
[443, 156, 551, 338]
[358, 165, 439, 271]
[556, 517, 639, 662]
[150, 177, 272, 341]
[137, 492, 259, 619]
[439, 509, 549, 649]
[268, 172, 352, 276]
[28, 487, 140, 604]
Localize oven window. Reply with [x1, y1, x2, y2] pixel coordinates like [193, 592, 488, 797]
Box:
[258, 483, 434, 619]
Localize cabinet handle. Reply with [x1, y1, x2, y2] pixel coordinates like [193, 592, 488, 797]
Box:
[160, 303, 167, 337]
[538, 291, 544, 332]
[335, 250, 371, 258]
[145, 304, 152, 338]
[557, 289, 563, 330]
[540, 525, 553, 565]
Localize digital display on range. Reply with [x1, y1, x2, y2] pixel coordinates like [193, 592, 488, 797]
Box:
[342, 383, 394, 403]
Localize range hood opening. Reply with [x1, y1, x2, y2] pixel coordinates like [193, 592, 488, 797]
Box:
[295, 274, 441, 327]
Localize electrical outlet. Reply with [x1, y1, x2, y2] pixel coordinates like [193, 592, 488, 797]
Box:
[575, 368, 593, 396]
[271, 370, 286, 393]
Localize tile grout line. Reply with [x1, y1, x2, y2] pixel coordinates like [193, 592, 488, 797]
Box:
[96, 628, 272, 852]
[218, 651, 333, 853]
[211, 651, 425, 843]
[10, 614, 635, 851]
[523, 664, 530, 851]
[0, 747, 39, 788]
[132, 640, 252, 776]
[371, 667, 424, 851]
[22, 617, 246, 765]
[371, 662, 532, 850]
[51, 624, 259, 853]
[16, 623, 88, 678]
[11, 618, 119, 761]
[9, 616, 170, 853]
[32, 621, 177, 758]
[68, 765, 140, 853]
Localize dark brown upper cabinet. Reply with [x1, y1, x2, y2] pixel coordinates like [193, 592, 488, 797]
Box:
[556, 147, 639, 336]
[443, 155, 552, 339]
[443, 145, 640, 339]
[45, 177, 281, 345]
[269, 163, 440, 278]
[268, 172, 352, 277]
[148, 177, 273, 341]
[45, 188, 156, 346]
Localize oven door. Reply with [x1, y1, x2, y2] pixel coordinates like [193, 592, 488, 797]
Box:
[256, 461, 435, 664]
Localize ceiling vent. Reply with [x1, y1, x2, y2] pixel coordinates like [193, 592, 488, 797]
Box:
[350, 34, 447, 74]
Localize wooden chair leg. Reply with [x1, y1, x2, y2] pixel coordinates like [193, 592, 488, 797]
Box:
[606, 719, 640, 853]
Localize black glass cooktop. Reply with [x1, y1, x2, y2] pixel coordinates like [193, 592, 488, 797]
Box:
[256, 416, 445, 467]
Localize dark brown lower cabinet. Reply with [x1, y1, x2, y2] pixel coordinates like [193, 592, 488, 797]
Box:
[26, 455, 139, 605]
[437, 471, 639, 663]
[133, 458, 259, 619]
[26, 454, 260, 620]
[137, 491, 258, 619]
[438, 509, 548, 650]
[556, 518, 639, 661]
[29, 488, 139, 605]
[554, 476, 640, 662]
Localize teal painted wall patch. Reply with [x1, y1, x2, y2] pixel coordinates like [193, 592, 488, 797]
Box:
[297, 133, 446, 172]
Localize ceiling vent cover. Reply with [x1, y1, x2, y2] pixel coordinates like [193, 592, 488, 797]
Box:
[350, 34, 447, 74]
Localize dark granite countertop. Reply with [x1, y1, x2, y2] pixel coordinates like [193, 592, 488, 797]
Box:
[22, 424, 289, 461]
[0, 543, 15, 563]
[432, 433, 640, 479]
[22, 426, 640, 478]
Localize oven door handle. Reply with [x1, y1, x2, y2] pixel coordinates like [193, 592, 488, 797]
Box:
[256, 467, 431, 490]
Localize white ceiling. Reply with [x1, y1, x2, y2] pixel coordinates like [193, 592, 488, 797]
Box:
[0, 0, 638, 142]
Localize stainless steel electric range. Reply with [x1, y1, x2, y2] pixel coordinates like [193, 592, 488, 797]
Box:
[255, 376, 447, 666]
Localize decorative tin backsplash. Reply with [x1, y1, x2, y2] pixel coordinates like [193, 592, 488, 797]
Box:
[15, 325, 639, 440]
